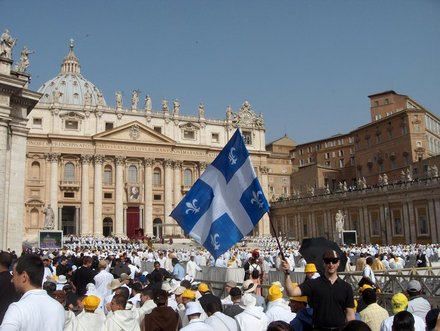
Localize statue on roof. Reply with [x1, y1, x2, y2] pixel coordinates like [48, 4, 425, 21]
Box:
[226, 105, 233, 121]
[131, 90, 139, 110]
[198, 103, 205, 118]
[84, 89, 92, 107]
[173, 99, 180, 115]
[145, 95, 152, 112]
[15, 46, 34, 72]
[0, 29, 17, 59]
[162, 98, 169, 112]
[116, 91, 123, 109]
[97, 91, 104, 106]
[53, 88, 62, 104]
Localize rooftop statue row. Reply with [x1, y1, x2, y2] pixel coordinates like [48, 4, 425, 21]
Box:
[1, 29, 35, 73]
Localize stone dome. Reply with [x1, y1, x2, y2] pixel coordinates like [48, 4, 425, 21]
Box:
[37, 40, 107, 107]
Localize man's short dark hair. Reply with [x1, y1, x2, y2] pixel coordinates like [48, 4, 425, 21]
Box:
[153, 289, 168, 306]
[229, 287, 242, 299]
[115, 286, 130, 299]
[342, 320, 372, 331]
[15, 254, 44, 287]
[206, 301, 223, 315]
[142, 288, 155, 300]
[0, 251, 13, 269]
[392, 311, 415, 331]
[112, 294, 127, 309]
[362, 288, 377, 305]
[131, 282, 143, 294]
[366, 256, 374, 265]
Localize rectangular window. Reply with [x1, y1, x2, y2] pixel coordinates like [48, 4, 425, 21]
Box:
[33, 118, 42, 127]
[325, 153, 330, 159]
[371, 211, 380, 236]
[183, 130, 195, 139]
[339, 159, 344, 168]
[154, 126, 162, 134]
[211, 133, 219, 143]
[64, 192, 74, 198]
[104, 192, 112, 199]
[105, 122, 114, 131]
[65, 120, 78, 130]
[392, 209, 403, 236]
[338, 150, 344, 157]
[242, 131, 252, 145]
[417, 207, 429, 235]
[153, 194, 162, 201]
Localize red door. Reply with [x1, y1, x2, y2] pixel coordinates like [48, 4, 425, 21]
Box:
[126, 207, 139, 239]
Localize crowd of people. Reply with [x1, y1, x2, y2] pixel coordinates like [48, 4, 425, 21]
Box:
[0, 236, 439, 331]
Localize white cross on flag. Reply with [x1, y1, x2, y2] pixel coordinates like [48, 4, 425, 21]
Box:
[170, 129, 269, 259]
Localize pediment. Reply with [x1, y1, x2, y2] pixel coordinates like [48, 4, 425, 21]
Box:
[93, 121, 175, 144]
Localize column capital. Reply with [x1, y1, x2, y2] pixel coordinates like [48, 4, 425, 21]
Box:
[260, 166, 269, 175]
[81, 154, 92, 164]
[115, 155, 125, 166]
[94, 154, 105, 165]
[164, 159, 173, 168]
[198, 161, 208, 171]
[46, 153, 60, 163]
[143, 157, 154, 167]
[173, 160, 182, 169]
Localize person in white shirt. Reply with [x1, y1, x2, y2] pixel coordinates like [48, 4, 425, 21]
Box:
[94, 260, 114, 299]
[235, 293, 268, 331]
[265, 284, 296, 324]
[362, 256, 376, 285]
[406, 280, 431, 321]
[0, 254, 65, 331]
[186, 255, 202, 280]
[105, 294, 141, 331]
[74, 295, 106, 331]
[180, 302, 214, 331]
[205, 300, 238, 331]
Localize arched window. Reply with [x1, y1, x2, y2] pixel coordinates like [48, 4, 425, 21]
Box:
[153, 168, 161, 186]
[31, 161, 40, 179]
[128, 165, 138, 183]
[184, 169, 193, 186]
[64, 162, 75, 181]
[103, 165, 113, 185]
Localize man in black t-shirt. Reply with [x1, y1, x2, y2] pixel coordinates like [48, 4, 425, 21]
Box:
[282, 249, 355, 330]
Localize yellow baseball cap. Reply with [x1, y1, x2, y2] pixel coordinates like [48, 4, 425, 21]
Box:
[391, 293, 408, 314]
[198, 283, 209, 293]
[305, 263, 317, 273]
[82, 295, 100, 311]
[267, 285, 283, 302]
[182, 289, 196, 300]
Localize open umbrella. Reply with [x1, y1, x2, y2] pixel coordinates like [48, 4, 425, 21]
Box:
[299, 237, 347, 273]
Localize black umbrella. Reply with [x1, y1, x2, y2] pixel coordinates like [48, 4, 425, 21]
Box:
[299, 237, 347, 273]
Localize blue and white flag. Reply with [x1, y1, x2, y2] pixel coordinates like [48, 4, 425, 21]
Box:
[170, 129, 269, 259]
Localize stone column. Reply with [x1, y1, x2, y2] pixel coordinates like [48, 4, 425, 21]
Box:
[58, 207, 63, 231]
[139, 206, 143, 229]
[259, 166, 270, 236]
[408, 201, 417, 242]
[115, 156, 125, 236]
[173, 161, 182, 236]
[164, 159, 173, 236]
[93, 155, 104, 236]
[48, 153, 60, 229]
[198, 161, 207, 177]
[143, 158, 153, 237]
[75, 206, 80, 235]
[402, 202, 411, 243]
[0, 120, 8, 249]
[123, 206, 127, 235]
[80, 155, 91, 236]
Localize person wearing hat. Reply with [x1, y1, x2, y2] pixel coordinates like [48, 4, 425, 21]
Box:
[235, 293, 268, 331]
[359, 288, 388, 331]
[379, 293, 426, 331]
[56, 274, 68, 291]
[143, 289, 181, 331]
[241, 279, 266, 310]
[42, 255, 55, 285]
[406, 280, 431, 320]
[221, 280, 237, 306]
[282, 249, 355, 330]
[224, 287, 244, 318]
[289, 289, 313, 331]
[197, 283, 222, 315]
[180, 301, 214, 331]
[74, 295, 106, 331]
[304, 263, 319, 281]
[179, 289, 205, 328]
[265, 283, 296, 324]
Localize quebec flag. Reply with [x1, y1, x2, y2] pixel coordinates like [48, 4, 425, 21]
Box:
[170, 129, 270, 260]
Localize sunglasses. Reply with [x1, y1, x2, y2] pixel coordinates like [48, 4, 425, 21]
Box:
[323, 258, 339, 265]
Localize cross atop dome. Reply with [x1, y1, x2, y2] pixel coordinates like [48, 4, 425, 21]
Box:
[61, 38, 81, 74]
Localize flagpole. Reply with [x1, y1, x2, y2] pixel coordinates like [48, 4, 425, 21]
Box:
[267, 209, 286, 261]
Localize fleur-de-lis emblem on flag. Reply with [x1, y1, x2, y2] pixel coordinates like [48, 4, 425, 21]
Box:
[228, 147, 237, 165]
[211, 233, 220, 250]
[185, 199, 200, 214]
[250, 190, 264, 208]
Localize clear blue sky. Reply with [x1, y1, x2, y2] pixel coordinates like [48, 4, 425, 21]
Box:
[2, 0, 439, 144]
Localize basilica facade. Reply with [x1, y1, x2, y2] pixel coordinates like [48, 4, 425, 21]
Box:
[23, 42, 271, 242]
